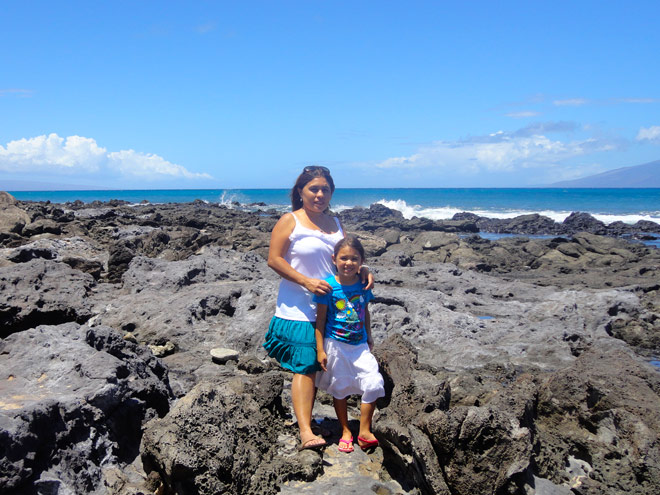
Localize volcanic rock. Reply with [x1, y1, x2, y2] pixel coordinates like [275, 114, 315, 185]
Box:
[0, 323, 173, 494]
[0, 192, 31, 235]
[1, 196, 659, 494]
[0, 259, 96, 338]
[140, 373, 325, 495]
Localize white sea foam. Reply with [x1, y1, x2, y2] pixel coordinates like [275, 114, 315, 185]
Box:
[217, 191, 241, 207]
[217, 190, 291, 213]
[376, 199, 660, 226]
[591, 213, 660, 224]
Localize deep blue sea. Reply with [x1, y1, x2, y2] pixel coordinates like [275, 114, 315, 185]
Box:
[10, 188, 660, 226]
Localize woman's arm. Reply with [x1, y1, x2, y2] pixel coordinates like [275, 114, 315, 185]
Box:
[360, 265, 374, 291]
[267, 212, 331, 295]
[315, 303, 328, 371]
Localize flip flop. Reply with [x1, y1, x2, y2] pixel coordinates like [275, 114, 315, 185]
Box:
[297, 436, 327, 451]
[357, 436, 379, 450]
[338, 437, 354, 453]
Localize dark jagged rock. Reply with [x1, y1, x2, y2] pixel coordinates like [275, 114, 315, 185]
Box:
[106, 241, 135, 283]
[1, 195, 659, 494]
[6, 246, 56, 263]
[61, 256, 104, 280]
[0, 259, 95, 338]
[454, 209, 660, 237]
[140, 373, 324, 495]
[338, 204, 406, 231]
[535, 345, 660, 494]
[20, 218, 63, 237]
[0, 323, 174, 495]
[339, 204, 478, 233]
[91, 247, 278, 395]
[373, 334, 534, 494]
[561, 211, 608, 235]
[0, 192, 31, 235]
[434, 218, 479, 233]
[372, 334, 660, 495]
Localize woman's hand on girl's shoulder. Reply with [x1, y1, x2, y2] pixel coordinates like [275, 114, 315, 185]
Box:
[360, 265, 374, 291]
[304, 277, 332, 295]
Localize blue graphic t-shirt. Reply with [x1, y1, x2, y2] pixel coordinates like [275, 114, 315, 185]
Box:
[313, 276, 374, 345]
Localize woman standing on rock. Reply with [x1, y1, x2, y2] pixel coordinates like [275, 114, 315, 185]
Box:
[263, 166, 373, 451]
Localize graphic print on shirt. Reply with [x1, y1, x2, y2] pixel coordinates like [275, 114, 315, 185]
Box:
[334, 294, 365, 339]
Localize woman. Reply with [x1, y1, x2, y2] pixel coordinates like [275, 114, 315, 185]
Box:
[263, 166, 372, 451]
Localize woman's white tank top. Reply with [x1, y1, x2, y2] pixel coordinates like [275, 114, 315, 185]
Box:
[275, 213, 344, 321]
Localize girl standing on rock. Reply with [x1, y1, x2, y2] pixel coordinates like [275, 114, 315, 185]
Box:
[314, 235, 385, 453]
[264, 166, 373, 451]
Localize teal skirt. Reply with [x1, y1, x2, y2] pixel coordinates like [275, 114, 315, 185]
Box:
[263, 316, 321, 375]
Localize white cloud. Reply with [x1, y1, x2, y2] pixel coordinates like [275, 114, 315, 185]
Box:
[505, 111, 540, 118]
[195, 22, 217, 34]
[375, 126, 619, 175]
[549, 97, 658, 107]
[0, 133, 211, 180]
[614, 97, 659, 104]
[0, 88, 33, 97]
[108, 150, 211, 179]
[553, 98, 589, 106]
[0, 134, 105, 172]
[636, 126, 660, 144]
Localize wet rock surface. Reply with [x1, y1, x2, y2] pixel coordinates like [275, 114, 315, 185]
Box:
[1, 192, 659, 494]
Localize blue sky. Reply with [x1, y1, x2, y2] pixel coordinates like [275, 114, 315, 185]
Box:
[1, 1, 659, 189]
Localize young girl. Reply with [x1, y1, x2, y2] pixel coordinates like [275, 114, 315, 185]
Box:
[314, 235, 385, 453]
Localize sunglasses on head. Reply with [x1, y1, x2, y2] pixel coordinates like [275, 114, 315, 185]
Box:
[303, 165, 330, 174]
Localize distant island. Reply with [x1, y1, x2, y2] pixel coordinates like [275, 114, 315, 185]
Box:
[549, 159, 660, 188]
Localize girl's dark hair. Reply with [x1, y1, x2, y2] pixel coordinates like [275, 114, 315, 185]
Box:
[333, 235, 365, 261]
[290, 165, 335, 210]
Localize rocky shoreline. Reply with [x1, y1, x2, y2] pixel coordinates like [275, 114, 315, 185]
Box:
[1, 191, 659, 494]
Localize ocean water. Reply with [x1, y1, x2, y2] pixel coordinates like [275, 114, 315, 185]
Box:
[10, 188, 660, 226]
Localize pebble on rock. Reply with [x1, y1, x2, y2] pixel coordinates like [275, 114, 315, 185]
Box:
[149, 341, 176, 357]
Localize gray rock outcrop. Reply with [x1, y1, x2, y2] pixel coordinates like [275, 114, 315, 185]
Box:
[0, 192, 31, 235]
[1, 195, 659, 494]
[0, 259, 96, 338]
[0, 323, 174, 494]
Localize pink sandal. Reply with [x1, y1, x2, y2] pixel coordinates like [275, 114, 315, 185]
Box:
[338, 437, 354, 453]
[357, 436, 379, 450]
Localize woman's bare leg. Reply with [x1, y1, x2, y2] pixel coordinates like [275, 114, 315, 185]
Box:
[358, 401, 377, 445]
[292, 373, 325, 447]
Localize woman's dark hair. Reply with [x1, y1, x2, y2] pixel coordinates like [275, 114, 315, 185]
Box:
[333, 235, 365, 261]
[290, 165, 335, 210]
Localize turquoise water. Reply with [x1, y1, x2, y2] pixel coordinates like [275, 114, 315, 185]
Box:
[9, 188, 660, 226]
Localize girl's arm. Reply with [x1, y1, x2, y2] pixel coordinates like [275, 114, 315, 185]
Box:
[267, 212, 332, 295]
[364, 303, 374, 350]
[315, 303, 328, 371]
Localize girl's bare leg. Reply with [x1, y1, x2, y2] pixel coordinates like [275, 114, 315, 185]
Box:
[358, 401, 377, 443]
[292, 373, 325, 447]
[333, 397, 353, 442]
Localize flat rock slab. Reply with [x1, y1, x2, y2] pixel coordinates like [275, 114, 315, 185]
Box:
[211, 347, 240, 364]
